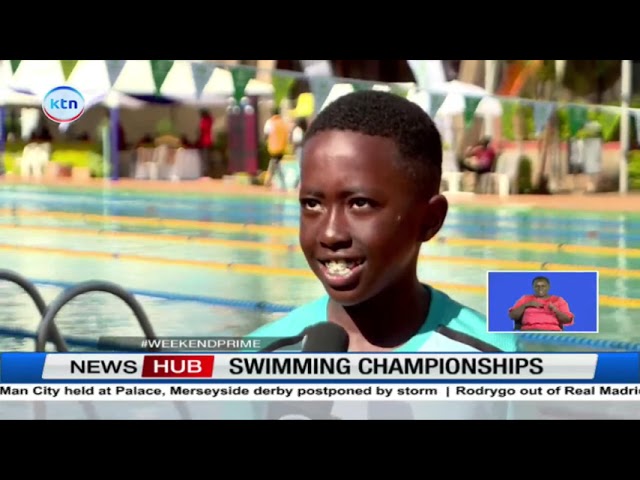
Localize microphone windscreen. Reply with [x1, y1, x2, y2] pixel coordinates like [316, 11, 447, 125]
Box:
[301, 323, 349, 352]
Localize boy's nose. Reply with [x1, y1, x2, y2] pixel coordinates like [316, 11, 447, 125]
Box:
[318, 209, 351, 248]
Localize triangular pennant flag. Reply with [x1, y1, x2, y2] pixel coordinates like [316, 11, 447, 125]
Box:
[463, 96, 482, 126]
[150, 60, 174, 95]
[567, 105, 588, 137]
[633, 111, 640, 144]
[599, 110, 619, 141]
[9, 61, 21, 74]
[407, 60, 429, 89]
[533, 102, 555, 135]
[390, 84, 410, 98]
[351, 81, 371, 92]
[191, 62, 215, 99]
[61, 60, 78, 81]
[230, 66, 255, 103]
[105, 60, 126, 87]
[309, 76, 335, 113]
[429, 92, 446, 118]
[271, 72, 296, 108]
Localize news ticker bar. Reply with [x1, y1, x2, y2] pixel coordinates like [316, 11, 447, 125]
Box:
[1, 384, 639, 402]
[0, 352, 638, 383]
[96, 337, 295, 351]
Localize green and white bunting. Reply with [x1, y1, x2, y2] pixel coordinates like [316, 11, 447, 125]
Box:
[60, 60, 78, 81]
[271, 72, 296, 108]
[191, 62, 215, 99]
[429, 92, 446, 118]
[3, 59, 634, 144]
[230, 66, 255, 103]
[351, 81, 371, 92]
[390, 84, 410, 98]
[533, 102, 555, 135]
[105, 60, 126, 87]
[9, 60, 21, 74]
[150, 60, 174, 95]
[464, 96, 482, 126]
[309, 77, 335, 113]
[599, 110, 619, 141]
[567, 105, 588, 137]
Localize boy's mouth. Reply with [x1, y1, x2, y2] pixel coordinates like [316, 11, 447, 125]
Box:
[317, 258, 366, 288]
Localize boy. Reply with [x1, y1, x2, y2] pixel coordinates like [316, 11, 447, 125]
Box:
[250, 90, 516, 355]
[243, 91, 518, 419]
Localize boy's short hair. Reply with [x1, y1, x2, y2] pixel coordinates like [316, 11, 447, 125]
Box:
[532, 276, 550, 285]
[303, 90, 443, 195]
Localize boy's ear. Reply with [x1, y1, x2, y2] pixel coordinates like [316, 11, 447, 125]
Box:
[420, 194, 448, 242]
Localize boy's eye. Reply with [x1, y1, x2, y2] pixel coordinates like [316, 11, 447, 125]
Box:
[350, 198, 373, 209]
[301, 199, 323, 211]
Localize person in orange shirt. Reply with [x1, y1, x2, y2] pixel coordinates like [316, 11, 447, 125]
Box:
[508, 276, 574, 331]
[264, 107, 290, 189]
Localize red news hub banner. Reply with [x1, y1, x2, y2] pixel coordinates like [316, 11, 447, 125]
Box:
[141, 355, 214, 378]
[1, 351, 638, 384]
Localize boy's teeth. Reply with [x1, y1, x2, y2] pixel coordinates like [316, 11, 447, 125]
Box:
[325, 260, 361, 276]
[327, 260, 353, 268]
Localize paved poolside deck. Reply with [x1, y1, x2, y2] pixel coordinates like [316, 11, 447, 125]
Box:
[2, 177, 640, 214]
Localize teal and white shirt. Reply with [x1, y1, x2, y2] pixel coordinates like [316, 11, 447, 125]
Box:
[249, 286, 518, 353]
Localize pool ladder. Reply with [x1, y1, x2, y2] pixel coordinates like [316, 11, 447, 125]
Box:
[0, 269, 191, 420]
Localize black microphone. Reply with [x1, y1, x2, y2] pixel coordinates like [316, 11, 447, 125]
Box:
[259, 322, 350, 353]
[299, 322, 350, 352]
[259, 335, 304, 352]
[265, 322, 349, 420]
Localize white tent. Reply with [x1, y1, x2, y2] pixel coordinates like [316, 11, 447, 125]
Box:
[321, 83, 355, 110]
[0, 88, 41, 107]
[430, 80, 503, 117]
[320, 82, 407, 111]
[4, 60, 275, 107]
[0, 61, 41, 106]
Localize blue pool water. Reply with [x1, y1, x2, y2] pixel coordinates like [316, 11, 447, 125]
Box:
[0, 185, 638, 353]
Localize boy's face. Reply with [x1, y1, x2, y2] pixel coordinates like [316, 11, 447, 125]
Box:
[298, 130, 447, 306]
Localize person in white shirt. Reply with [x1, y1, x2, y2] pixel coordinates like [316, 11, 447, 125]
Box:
[291, 118, 307, 189]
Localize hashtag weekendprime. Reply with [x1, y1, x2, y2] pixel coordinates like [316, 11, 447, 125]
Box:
[140, 338, 255, 350]
[100, 337, 271, 351]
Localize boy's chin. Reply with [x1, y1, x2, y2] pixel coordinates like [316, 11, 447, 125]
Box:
[326, 285, 374, 308]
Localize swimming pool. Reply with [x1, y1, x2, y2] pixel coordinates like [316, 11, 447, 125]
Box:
[1, 184, 639, 353]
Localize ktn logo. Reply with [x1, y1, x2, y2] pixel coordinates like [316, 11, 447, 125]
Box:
[42, 86, 85, 124]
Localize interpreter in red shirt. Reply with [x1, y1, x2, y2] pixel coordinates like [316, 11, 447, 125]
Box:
[508, 276, 574, 332]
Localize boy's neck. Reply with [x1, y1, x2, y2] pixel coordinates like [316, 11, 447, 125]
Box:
[327, 277, 430, 351]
